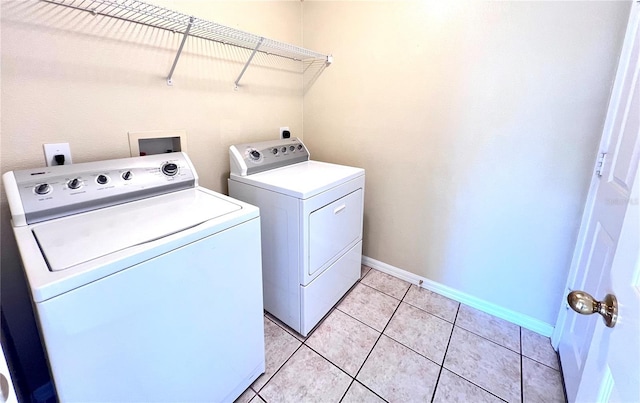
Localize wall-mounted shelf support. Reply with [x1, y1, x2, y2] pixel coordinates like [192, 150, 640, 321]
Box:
[167, 16, 194, 86]
[40, 0, 333, 88]
[235, 37, 264, 90]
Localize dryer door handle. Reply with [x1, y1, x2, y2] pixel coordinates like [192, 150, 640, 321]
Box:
[334, 204, 347, 214]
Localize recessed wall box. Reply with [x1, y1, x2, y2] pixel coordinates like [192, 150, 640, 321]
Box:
[128, 130, 188, 157]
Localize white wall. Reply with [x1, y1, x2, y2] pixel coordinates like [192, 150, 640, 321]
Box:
[303, 0, 630, 327]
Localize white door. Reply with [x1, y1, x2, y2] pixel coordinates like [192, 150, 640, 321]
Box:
[552, 2, 640, 402]
[574, 163, 640, 403]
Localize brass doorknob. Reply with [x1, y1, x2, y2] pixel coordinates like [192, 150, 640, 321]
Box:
[567, 291, 618, 328]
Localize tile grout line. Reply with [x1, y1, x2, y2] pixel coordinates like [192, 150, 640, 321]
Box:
[256, 342, 304, 396]
[401, 295, 457, 325]
[361, 268, 413, 300]
[347, 285, 411, 401]
[357, 280, 406, 302]
[520, 326, 524, 403]
[523, 355, 562, 372]
[430, 302, 461, 403]
[299, 342, 367, 401]
[348, 380, 390, 403]
[453, 323, 521, 355]
[443, 307, 511, 403]
[254, 315, 305, 398]
[337, 379, 355, 403]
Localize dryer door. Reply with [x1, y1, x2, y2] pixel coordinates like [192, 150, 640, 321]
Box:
[308, 189, 363, 277]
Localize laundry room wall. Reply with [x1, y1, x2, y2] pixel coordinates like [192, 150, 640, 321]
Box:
[302, 0, 631, 330]
[1, 0, 305, 399]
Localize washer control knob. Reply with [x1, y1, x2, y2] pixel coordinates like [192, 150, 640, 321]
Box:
[35, 183, 51, 195]
[249, 150, 261, 161]
[122, 171, 133, 181]
[289, 145, 295, 152]
[68, 178, 82, 189]
[162, 163, 179, 176]
[281, 147, 287, 153]
[272, 148, 278, 155]
[297, 144, 303, 151]
[96, 175, 109, 185]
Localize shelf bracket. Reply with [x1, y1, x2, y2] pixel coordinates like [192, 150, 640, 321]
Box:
[167, 16, 194, 86]
[234, 37, 264, 90]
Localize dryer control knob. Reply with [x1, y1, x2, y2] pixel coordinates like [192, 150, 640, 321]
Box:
[289, 146, 295, 152]
[297, 144, 303, 150]
[122, 171, 133, 181]
[162, 163, 179, 176]
[68, 178, 82, 189]
[35, 183, 51, 195]
[272, 148, 278, 155]
[249, 150, 261, 160]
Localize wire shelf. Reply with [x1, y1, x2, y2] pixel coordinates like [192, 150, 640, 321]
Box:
[41, 0, 332, 86]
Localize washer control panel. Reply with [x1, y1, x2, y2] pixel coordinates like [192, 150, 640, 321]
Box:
[230, 138, 310, 176]
[4, 152, 197, 226]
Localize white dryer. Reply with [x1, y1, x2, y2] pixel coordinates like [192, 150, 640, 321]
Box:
[229, 138, 365, 336]
[3, 153, 264, 402]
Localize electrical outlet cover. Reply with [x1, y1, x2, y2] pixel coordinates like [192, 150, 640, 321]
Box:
[280, 127, 290, 139]
[43, 143, 72, 166]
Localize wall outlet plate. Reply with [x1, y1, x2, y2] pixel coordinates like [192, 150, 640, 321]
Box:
[43, 143, 72, 166]
[280, 127, 290, 139]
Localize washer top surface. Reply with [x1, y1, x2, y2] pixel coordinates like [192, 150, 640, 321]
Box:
[34, 187, 242, 272]
[230, 160, 364, 199]
[16, 186, 258, 302]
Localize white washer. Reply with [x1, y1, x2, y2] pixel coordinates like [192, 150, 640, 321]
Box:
[3, 153, 264, 402]
[229, 138, 365, 336]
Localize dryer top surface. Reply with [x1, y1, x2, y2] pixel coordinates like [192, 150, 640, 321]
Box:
[230, 160, 364, 199]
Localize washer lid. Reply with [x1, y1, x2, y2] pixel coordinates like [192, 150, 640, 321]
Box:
[32, 188, 242, 272]
[230, 161, 364, 199]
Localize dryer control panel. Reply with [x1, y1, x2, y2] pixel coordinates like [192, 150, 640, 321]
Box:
[3, 152, 197, 226]
[229, 138, 310, 176]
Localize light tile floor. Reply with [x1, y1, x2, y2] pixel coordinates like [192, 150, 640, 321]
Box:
[236, 266, 566, 403]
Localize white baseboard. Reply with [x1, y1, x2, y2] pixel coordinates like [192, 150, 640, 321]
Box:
[362, 256, 555, 337]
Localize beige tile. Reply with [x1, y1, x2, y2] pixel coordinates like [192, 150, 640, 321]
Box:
[234, 388, 256, 403]
[523, 357, 565, 403]
[306, 309, 380, 376]
[444, 327, 521, 402]
[361, 269, 411, 299]
[265, 311, 308, 342]
[404, 285, 460, 323]
[455, 305, 520, 352]
[260, 345, 351, 403]
[384, 302, 453, 364]
[521, 328, 559, 370]
[357, 335, 440, 402]
[433, 369, 504, 403]
[341, 381, 385, 403]
[361, 264, 372, 278]
[251, 317, 302, 391]
[337, 283, 400, 331]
